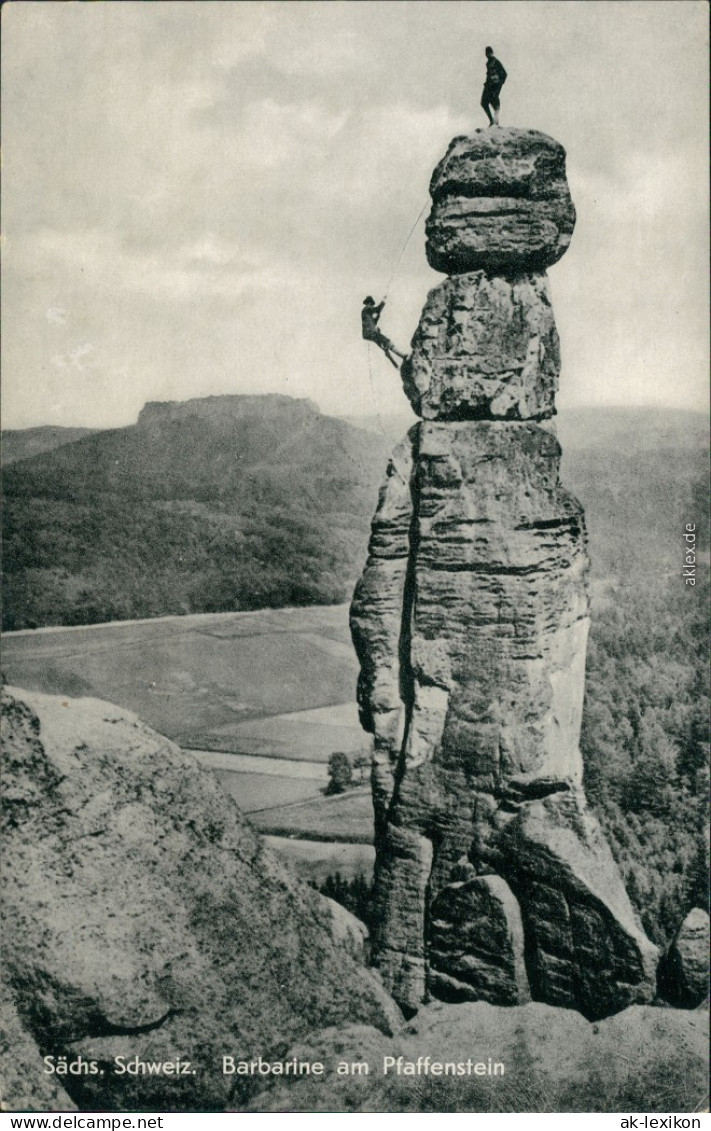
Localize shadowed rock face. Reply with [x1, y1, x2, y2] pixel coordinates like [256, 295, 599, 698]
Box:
[351, 128, 658, 1020]
[426, 129, 576, 275]
[429, 875, 530, 1005]
[660, 908, 710, 1008]
[0, 982, 77, 1113]
[0, 686, 400, 1112]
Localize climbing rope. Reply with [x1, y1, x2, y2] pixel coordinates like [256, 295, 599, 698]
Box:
[363, 194, 430, 487]
[380, 197, 430, 303]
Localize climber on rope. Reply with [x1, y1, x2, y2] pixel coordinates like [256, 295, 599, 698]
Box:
[361, 296, 407, 369]
[480, 45, 507, 126]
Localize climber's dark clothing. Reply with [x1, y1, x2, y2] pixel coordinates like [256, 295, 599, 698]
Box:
[368, 328, 396, 353]
[361, 300, 385, 341]
[485, 54, 507, 91]
[481, 87, 501, 114]
[481, 53, 507, 123]
[362, 301, 396, 352]
[361, 299, 405, 368]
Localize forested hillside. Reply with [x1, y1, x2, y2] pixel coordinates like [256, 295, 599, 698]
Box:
[3, 401, 707, 631]
[2, 397, 387, 630]
[1, 426, 98, 466]
[581, 573, 709, 945]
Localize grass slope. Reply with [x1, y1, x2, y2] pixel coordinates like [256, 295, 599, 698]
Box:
[251, 788, 375, 843]
[1, 606, 362, 753]
[264, 837, 375, 884]
[211, 770, 323, 813]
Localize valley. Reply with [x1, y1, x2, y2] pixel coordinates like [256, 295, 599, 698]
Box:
[1, 604, 377, 880]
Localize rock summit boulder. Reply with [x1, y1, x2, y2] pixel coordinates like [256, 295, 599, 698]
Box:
[426, 128, 576, 275]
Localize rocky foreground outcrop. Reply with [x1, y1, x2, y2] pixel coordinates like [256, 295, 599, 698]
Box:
[244, 1000, 709, 1113]
[1, 685, 399, 1112]
[351, 127, 658, 1019]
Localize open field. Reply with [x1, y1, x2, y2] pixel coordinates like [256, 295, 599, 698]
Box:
[251, 788, 375, 843]
[190, 750, 370, 830]
[264, 836, 375, 884]
[209, 770, 325, 813]
[1, 605, 365, 757]
[203, 701, 368, 760]
[191, 750, 327, 778]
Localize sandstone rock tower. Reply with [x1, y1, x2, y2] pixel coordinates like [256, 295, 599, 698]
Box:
[351, 129, 658, 1021]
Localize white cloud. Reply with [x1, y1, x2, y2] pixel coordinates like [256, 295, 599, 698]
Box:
[69, 343, 95, 370]
[231, 98, 351, 169]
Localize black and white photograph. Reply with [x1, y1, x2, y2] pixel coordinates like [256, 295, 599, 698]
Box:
[1, 0, 709, 1118]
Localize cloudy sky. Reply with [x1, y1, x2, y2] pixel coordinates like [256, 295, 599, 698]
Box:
[2, 0, 708, 429]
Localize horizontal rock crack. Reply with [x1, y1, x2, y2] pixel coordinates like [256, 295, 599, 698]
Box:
[418, 561, 545, 576]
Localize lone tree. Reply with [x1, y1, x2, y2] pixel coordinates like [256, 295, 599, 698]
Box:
[353, 751, 370, 783]
[326, 751, 353, 795]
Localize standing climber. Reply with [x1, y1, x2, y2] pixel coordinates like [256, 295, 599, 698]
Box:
[361, 297, 407, 369]
[480, 46, 507, 126]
